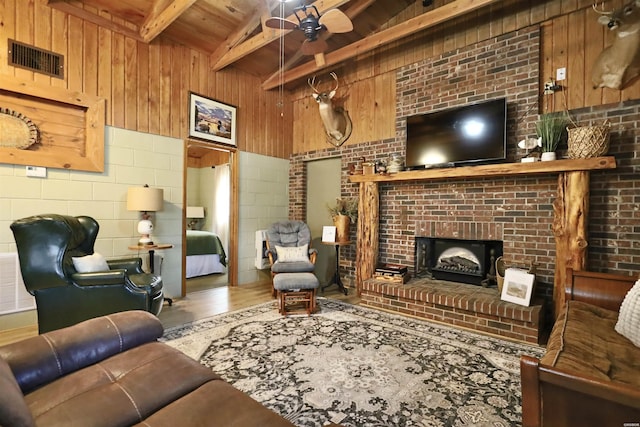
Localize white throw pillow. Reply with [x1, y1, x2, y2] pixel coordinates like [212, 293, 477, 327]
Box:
[275, 244, 309, 263]
[72, 253, 109, 273]
[615, 279, 640, 347]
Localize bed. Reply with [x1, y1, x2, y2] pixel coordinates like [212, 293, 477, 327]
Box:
[186, 230, 227, 278]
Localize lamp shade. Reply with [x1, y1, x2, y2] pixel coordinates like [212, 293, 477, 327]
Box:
[127, 186, 164, 212]
[186, 206, 205, 218]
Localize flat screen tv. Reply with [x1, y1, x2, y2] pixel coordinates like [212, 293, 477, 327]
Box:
[405, 98, 507, 169]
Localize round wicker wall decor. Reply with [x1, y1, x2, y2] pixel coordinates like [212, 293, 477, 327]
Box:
[0, 107, 40, 149]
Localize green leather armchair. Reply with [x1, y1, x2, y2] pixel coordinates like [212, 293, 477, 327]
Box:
[10, 214, 163, 333]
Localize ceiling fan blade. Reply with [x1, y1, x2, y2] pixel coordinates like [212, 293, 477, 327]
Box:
[301, 39, 328, 56]
[265, 17, 298, 30]
[318, 9, 353, 34]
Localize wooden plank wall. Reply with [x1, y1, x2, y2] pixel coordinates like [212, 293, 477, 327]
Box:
[291, 71, 397, 153]
[543, 0, 640, 112]
[0, 0, 292, 160]
[2, 0, 637, 160]
[290, 0, 640, 154]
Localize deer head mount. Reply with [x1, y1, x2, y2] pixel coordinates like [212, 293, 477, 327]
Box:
[591, 1, 640, 89]
[308, 72, 352, 147]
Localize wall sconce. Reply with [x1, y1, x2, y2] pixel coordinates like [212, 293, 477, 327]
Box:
[127, 185, 164, 245]
[186, 206, 205, 230]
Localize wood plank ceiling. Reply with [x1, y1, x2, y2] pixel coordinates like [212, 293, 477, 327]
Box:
[47, 0, 505, 90]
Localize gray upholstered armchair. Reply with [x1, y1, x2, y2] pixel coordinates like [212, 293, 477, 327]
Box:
[10, 214, 164, 333]
[265, 220, 317, 296]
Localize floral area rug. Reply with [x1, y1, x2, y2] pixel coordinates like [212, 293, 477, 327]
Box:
[161, 298, 544, 427]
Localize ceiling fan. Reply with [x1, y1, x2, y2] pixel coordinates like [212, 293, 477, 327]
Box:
[265, 2, 353, 56]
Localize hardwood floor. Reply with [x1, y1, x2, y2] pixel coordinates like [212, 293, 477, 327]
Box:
[0, 280, 360, 346]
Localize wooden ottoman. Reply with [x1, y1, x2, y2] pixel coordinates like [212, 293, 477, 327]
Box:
[272, 272, 319, 316]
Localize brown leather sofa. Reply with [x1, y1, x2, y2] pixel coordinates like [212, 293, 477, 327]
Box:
[520, 269, 640, 427]
[0, 311, 298, 427]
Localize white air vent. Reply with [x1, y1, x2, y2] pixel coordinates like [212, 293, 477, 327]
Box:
[8, 39, 64, 79]
[0, 253, 35, 314]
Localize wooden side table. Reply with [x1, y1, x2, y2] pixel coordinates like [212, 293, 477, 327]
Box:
[321, 240, 352, 295]
[128, 244, 173, 305]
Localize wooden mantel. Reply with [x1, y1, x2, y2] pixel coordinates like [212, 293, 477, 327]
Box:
[349, 156, 617, 318]
[349, 157, 616, 183]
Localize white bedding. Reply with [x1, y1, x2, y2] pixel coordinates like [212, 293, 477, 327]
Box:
[186, 254, 225, 278]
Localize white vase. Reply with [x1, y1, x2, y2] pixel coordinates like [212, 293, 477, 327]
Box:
[541, 151, 556, 161]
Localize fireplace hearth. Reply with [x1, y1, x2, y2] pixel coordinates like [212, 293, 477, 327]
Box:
[415, 237, 502, 286]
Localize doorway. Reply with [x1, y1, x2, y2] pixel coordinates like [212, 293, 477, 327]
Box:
[182, 140, 238, 296]
[306, 157, 341, 288]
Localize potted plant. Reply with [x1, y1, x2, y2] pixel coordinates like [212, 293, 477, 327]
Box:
[535, 112, 569, 161]
[327, 197, 358, 242]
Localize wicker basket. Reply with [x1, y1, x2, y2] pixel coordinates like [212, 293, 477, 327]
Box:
[0, 107, 39, 149]
[495, 256, 537, 294]
[567, 121, 611, 159]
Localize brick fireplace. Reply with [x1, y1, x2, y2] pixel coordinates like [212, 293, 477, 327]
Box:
[366, 236, 542, 344]
[291, 26, 552, 293]
[416, 236, 503, 286]
[288, 24, 640, 339]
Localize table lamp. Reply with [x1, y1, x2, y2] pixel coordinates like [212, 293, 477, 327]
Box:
[127, 185, 164, 245]
[186, 206, 205, 230]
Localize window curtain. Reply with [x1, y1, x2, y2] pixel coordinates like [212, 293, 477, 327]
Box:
[212, 163, 230, 256]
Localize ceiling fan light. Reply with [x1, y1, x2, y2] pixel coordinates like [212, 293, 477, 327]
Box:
[300, 16, 320, 40]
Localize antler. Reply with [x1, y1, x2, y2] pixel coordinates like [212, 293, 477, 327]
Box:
[329, 72, 339, 92]
[592, 2, 613, 15]
[309, 73, 340, 93]
[592, 1, 637, 15]
[308, 75, 320, 93]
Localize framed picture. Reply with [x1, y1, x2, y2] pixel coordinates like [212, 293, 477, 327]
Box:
[322, 226, 336, 243]
[500, 268, 535, 306]
[188, 92, 237, 146]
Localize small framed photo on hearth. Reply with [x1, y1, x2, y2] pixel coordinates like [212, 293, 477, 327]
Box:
[501, 268, 535, 306]
[322, 226, 336, 243]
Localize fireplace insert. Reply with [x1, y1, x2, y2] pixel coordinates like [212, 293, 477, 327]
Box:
[415, 237, 502, 285]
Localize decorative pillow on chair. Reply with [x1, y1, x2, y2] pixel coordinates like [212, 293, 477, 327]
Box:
[72, 252, 110, 273]
[275, 244, 309, 263]
[615, 279, 640, 347]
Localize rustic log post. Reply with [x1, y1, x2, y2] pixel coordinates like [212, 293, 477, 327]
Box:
[355, 181, 379, 294]
[552, 171, 589, 318]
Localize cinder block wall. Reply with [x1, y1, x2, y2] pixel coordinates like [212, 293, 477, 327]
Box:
[238, 152, 289, 284]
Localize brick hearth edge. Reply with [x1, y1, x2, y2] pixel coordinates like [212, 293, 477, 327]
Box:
[360, 278, 544, 344]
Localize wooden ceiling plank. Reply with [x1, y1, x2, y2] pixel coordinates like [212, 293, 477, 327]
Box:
[211, 0, 350, 72]
[260, 0, 280, 26]
[46, 0, 143, 41]
[140, 0, 197, 43]
[209, 6, 271, 67]
[343, 0, 376, 18]
[262, 0, 502, 89]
